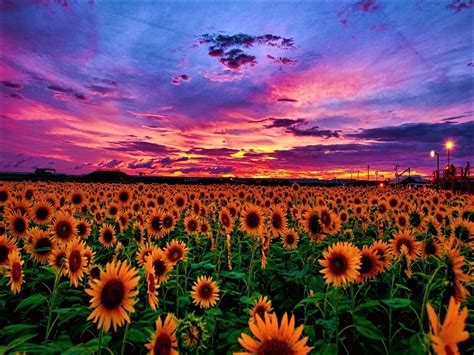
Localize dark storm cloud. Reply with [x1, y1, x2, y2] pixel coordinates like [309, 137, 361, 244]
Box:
[1, 80, 22, 89]
[171, 74, 191, 85]
[100, 159, 123, 168]
[108, 141, 177, 155]
[160, 156, 189, 166]
[199, 32, 295, 70]
[176, 166, 234, 174]
[188, 147, 238, 157]
[277, 98, 298, 102]
[7, 93, 23, 99]
[349, 121, 474, 143]
[47, 84, 73, 93]
[267, 55, 297, 65]
[264, 118, 305, 128]
[264, 118, 341, 138]
[218, 49, 256, 70]
[446, 0, 472, 13]
[127, 159, 156, 169]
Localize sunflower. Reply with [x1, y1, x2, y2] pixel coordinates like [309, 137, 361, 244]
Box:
[66, 238, 87, 287]
[219, 207, 234, 234]
[268, 205, 287, 238]
[6, 251, 24, 294]
[369, 240, 392, 272]
[395, 212, 409, 230]
[356, 246, 381, 283]
[450, 218, 474, 243]
[6, 198, 31, 218]
[147, 210, 165, 239]
[146, 248, 173, 284]
[7, 211, 28, 239]
[48, 244, 69, 275]
[0, 222, 5, 237]
[131, 223, 145, 246]
[85, 260, 140, 332]
[26, 228, 55, 264]
[31, 200, 53, 224]
[76, 219, 91, 240]
[118, 188, 132, 205]
[174, 193, 187, 210]
[319, 242, 361, 288]
[178, 313, 210, 352]
[51, 212, 77, 244]
[422, 239, 442, 259]
[136, 243, 155, 267]
[70, 191, 86, 208]
[281, 228, 299, 250]
[145, 271, 159, 311]
[391, 231, 421, 262]
[0, 235, 18, 267]
[240, 204, 264, 237]
[199, 219, 211, 237]
[162, 210, 176, 235]
[237, 312, 312, 355]
[301, 207, 321, 241]
[184, 214, 200, 236]
[99, 223, 116, 248]
[319, 206, 340, 234]
[249, 296, 273, 323]
[164, 239, 188, 265]
[145, 313, 178, 355]
[191, 275, 220, 308]
[0, 186, 9, 206]
[445, 239, 471, 302]
[426, 297, 469, 355]
[107, 203, 119, 218]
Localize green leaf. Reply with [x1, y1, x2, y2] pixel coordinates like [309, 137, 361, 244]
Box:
[382, 298, 411, 309]
[0, 323, 37, 336]
[353, 316, 385, 340]
[239, 296, 254, 305]
[128, 328, 150, 343]
[14, 294, 47, 313]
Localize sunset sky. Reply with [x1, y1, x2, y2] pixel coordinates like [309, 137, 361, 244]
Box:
[1, 0, 473, 179]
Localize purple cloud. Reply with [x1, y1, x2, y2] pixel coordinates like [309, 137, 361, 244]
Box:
[172, 74, 191, 85]
[1, 80, 22, 89]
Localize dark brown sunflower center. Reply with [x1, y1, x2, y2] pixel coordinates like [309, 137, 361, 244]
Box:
[0, 245, 8, 263]
[77, 223, 86, 235]
[72, 194, 82, 205]
[12, 262, 22, 281]
[153, 260, 166, 276]
[55, 253, 66, 268]
[119, 192, 129, 202]
[35, 238, 52, 255]
[109, 207, 118, 215]
[153, 333, 172, 355]
[257, 339, 293, 355]
[170, 248, 182, 261]
[321, 211, 331, 227]
[25, 190, 33, 200]
[308, 215, 320, 234]
[69, 250, 82, 272]
[56, 221, 72, 239]
[101, 278, 125, 310]
[103, 230, 113, 243]
[157, 196, 165, 205]
[151, 217, 162, 231]
[409, 212, 421, 227]
[163, 216, 173, 228]
[286, 234, 295, 245]
[0, 190, 7, 202]
[90, 266, 101, 279]
[389, 198, 397, 208]
[200, 224, 208, 233]
[329, 255, 347, 275]
[378, 204, 387, 214]
[188, 220, 197, 232]
[360, 255, 373, 274]
[199, 285, 212, 299]
[176, 198, 184, 208]
[272, 214, 282, 229]
[36, 207, 49, 221]
[246, 212, 260, 229]
[221, 214, 230, 227]
[13, 218, 26, 234]
[454, 226, 469, 241]
[424, 242, 436, 255]
[398, 216, 407, 227]
[148, 273, 155, 292]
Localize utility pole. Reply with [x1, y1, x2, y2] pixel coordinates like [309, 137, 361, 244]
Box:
[395, 165, 400, 183]
[357, 170, 360, 181]
[367, 165, 370, 181]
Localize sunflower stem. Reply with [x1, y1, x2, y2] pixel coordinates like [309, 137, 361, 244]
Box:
[175, 262, 180, 316]
[97, 327, 104, 355]
[419, 264, 442, 332]
[120, 322, 129, 355]
[44, 269, 61, 343]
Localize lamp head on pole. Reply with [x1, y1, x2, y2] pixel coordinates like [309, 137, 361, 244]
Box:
[445, 140, 454, 150]
[430, 150, 435, 158]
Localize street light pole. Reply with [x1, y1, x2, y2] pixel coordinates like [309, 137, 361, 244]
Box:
[431, 150, 440, 191]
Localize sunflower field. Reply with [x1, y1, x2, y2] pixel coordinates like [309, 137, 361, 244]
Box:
[0, 182, 472, 354]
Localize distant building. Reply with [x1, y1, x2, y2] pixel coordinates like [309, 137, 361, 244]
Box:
[393, 175, 427, 189]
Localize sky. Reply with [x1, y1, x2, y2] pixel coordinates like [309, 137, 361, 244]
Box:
[0, 0, 473, 179]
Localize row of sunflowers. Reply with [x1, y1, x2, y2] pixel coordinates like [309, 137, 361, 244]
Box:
[0, 182, 472, 354]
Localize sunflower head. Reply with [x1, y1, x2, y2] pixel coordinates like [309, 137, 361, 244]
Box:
[177, 313, 210, 352]
[191, 275, 220, 309]
[319, 242, 362, 288]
